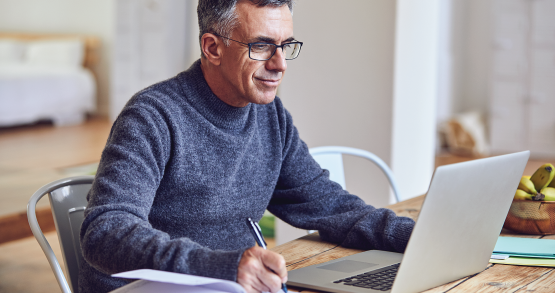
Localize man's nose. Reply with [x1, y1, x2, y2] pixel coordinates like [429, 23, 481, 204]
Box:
[266, 47, 287, 72]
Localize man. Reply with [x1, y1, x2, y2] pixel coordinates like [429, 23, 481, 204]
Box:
[79, 0, 415, 292]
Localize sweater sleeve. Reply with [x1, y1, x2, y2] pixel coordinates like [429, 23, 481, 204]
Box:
[80, 103, 244, 281]
[267, 109, 415, 253]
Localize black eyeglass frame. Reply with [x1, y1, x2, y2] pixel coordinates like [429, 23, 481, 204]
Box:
[212, 33, 303, 61]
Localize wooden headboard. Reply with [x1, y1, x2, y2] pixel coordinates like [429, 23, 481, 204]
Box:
[0, 32, 100, 69]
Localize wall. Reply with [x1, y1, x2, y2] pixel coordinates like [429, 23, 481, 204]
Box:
[390, 0, 440, 203]
[186, 0, 202, 66]
[111, 0, 190, 120]
[444, 0, 555, 159]
[0, 0, 115, 117]
[280, 0, 397, 207]
[277, 0, 440, 244]
[488, 0, 555, 158]
[438, 0, 493, 118]
[459, 0, 492, 114]
[276, 0, 397, 244]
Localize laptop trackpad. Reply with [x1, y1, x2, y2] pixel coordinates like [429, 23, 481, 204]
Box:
[317, 260, 378, 273]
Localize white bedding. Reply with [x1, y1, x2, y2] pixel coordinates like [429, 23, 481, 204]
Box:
[0, 65, 96, 126]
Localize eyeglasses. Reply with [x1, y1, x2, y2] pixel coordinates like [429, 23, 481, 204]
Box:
[213, 33, 303, 61]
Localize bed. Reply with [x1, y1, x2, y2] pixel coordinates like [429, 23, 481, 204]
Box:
[0, 33, 99, 126]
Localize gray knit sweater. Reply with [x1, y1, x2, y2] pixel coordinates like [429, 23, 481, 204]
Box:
[79, 60, 415, 293]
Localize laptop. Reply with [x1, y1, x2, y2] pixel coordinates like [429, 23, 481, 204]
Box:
[287, 151, 530, 293]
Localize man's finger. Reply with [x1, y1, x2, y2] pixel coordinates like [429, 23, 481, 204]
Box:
[260, 250, 288, 281]
[256, 265, 283, 293]
[249, 277, 272, 293]
[238, 247, 288, 293]
[239, 271, 271, 293]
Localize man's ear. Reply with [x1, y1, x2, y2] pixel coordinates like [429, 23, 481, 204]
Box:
[201, 33, 223, 66]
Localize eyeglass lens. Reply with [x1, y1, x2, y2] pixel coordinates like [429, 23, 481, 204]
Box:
[249, 43, 301, 61]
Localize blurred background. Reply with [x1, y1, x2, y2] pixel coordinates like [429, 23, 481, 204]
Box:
[0, 0, 554, 292]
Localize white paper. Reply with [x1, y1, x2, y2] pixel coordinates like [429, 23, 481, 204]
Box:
[110, 280, 230, 293]
[111, 269, 293, 293]
[491, 254, 510, 260]
[111, 269, 246, 293]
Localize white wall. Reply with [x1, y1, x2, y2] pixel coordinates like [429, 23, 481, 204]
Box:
[280, 0, 397, 208]
[0, 0, 115, 117]
[277, 0, 440, 245]
[186, 0, 202, 66]
[438, 0, 493, 117]
[111, 0, 190, 120]
[458, 0, 493, 114]
[277, 0, 398, 245]
[390, 0, 440, 201]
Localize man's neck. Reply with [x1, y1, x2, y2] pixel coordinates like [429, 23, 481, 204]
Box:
[200, 58, 249, 108]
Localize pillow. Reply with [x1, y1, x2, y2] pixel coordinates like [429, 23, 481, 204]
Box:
[0, 39, 25, 65]
[25, 39, 85, 68]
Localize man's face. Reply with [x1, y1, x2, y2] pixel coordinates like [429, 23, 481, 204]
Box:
[219, 2, 294, 107]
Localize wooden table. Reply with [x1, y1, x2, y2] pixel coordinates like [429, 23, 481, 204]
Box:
[271, 195, 555, 292]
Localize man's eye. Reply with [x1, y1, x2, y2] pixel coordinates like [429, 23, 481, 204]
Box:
[251, 44, 270, 52]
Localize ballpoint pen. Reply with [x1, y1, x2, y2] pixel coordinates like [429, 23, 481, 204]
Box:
[246, 217, 288, 293]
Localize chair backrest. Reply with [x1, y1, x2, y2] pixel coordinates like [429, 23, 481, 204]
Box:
[309, 146, 401, 203]
[27, 175, 94, 293]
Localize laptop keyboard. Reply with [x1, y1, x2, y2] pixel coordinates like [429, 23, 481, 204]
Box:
[333, 263, 400, 291]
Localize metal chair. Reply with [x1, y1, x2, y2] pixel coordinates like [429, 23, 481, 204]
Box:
[309, 146, 401, 203]
[27, 175, 94, 293]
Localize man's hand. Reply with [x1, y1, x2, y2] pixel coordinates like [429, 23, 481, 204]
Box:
[237, 246, 288, 293]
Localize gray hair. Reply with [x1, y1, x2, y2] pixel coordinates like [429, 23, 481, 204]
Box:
[197, 0, 294, 56]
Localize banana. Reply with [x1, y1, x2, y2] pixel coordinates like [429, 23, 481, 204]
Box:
[518, 176, 538, 194]
[549, 174, 555, 188]
[541, 187, 555, 201]
[533, 192, 545, 201]
[514, 189, 533, 200]
[530, 163, 555, 191]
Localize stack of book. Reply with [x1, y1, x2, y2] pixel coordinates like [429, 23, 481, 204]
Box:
[490, 236, 555, 267]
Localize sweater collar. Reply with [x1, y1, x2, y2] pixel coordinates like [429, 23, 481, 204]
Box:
[179, 59, 252, 130]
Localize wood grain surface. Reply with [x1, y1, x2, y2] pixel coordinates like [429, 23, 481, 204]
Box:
[0, 207, 55, 244]
[0, 231, 64, 293]
[272, 195, 555, 293]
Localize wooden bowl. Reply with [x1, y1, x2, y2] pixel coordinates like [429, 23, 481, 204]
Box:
[504, 200, 555, 235]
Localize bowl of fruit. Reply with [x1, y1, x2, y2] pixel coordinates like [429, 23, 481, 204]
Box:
[503, 163, 555, 235]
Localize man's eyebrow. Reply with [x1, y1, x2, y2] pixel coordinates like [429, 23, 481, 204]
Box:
[251, 36, 297, 44]
[283, 37, 296, 43]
